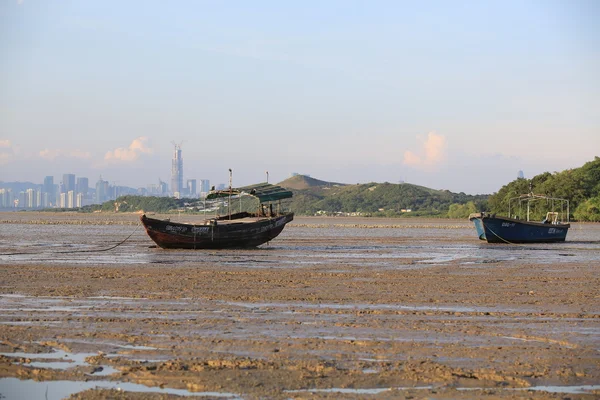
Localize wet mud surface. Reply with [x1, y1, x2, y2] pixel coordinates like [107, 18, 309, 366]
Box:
[0, 212, 599, 399]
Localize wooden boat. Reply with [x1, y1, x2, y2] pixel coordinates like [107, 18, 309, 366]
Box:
[469, 192, 570, 243]
[141, 183, 294, 249]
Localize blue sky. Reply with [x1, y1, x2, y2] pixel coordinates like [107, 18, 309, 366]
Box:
[1, 0, 598, 194]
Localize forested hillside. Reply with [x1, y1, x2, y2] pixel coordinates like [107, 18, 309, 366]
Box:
[279, 176, 487, 217]
[487, 157, 600, 221]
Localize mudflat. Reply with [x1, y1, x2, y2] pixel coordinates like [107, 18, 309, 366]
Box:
[0, 212, 599, 399]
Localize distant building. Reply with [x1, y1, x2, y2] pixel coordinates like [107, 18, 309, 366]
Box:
[42, 192, 50, 208]
[63, 173, 76, 194]
[159, 180, 168, 195]
[0, 189, 14, 208]
[18, 191, 26, 208]
[147, 183, 160, 194]
[518, 170, 524, 179]
[59, 192, 67, 208]
[43, 176, 54, 194]
[200, 179, 210, 195]
[43, 176, 55, 206]
[76, 192, 84, 208]
[171, 143, 183, 195]
[67, 190, 75, 208]
[147, 179, 169, 196]
[187, 179, 197, 197]
[96, 177, 109, 204]
[25, 189, 37, 208]
[76, 177, 89, 195]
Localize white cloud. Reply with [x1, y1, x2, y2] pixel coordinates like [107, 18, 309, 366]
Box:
[69, 149, 92, 159]
[38, 148, 91, 161]
[403, 132, 447, 168]
[0, 139, 15, 165]
[39, 149, 61, 161]
[104, 137, 153, 162]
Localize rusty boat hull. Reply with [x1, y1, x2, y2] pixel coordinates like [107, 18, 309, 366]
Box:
[140, 212, 294, 249]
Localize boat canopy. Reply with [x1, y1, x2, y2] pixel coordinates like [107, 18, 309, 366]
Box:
[206, 183, 293, 203]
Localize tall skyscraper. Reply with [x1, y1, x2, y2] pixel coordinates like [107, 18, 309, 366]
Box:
[43, 176, 56, 206]
[43, 176, 54, 194]
[171, 142, 183, 195]
[76, 177, 89, 195]
[63, 174, 76, 193]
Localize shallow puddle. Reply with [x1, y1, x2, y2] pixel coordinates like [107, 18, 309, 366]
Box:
[286, 384, 600, 395]
[0, 378, 243, 399]
[0, 349, 119, 376]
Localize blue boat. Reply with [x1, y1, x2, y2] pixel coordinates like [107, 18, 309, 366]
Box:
[469, 192, 570, 243]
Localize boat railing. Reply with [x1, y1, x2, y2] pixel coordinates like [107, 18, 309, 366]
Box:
[508, 193, 569, 224]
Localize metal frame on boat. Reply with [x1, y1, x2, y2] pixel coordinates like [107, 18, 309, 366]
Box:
[469, 192, 570, 244]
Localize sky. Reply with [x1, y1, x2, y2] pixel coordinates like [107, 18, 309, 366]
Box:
[1, 1, 598, 194]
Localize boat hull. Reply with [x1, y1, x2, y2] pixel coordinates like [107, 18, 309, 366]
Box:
[469, 214, 569, 244]
[141, 213, 294, 249]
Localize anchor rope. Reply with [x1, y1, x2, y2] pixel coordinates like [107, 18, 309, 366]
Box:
[0, 221, 142, 256]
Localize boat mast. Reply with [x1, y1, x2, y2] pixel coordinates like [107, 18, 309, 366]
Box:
[228, 168, 232, 220]
[526, 182, 533, 222]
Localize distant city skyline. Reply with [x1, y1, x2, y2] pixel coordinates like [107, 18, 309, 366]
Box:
[1, 1, 598, 194]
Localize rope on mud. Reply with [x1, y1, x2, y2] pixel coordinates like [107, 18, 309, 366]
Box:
[54, 221, 142, 254]
[0, 221, 142, 256]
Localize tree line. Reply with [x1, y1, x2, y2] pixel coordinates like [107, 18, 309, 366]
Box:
[486, 157, 600, 222]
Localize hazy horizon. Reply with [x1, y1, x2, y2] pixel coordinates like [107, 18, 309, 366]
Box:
[1, 1, 598, 195]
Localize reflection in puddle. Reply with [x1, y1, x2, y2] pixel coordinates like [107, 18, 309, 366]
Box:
[0, 378, 242, 400]
[105, 343, 158, 350]
[0, 349, 119, 376]
[286, 385, 600, 395]
[286, 386, 433, 394]
[226, 300, 511, 314]
[515, 385, 600, 394]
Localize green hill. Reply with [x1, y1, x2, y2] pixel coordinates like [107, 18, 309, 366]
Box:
[278, 175, 346, 190]
[278, 175, 487, 217]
